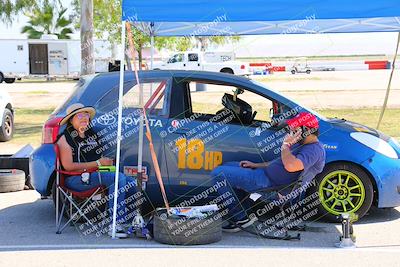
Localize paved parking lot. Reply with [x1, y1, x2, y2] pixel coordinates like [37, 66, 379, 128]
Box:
[1, 190, 400, 266]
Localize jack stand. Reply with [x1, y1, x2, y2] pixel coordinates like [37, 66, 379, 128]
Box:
[127, 212, 152, 240]
[127, 172, 151, 240]
[335, 213, 357, 248]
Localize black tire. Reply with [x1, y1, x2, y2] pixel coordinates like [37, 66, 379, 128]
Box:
[306, 69, 311, 74]
[153, 208, 222, 245]
[312, 162, 374, 222]
[0, 108, 14, 142]
[4, 78, 15, 84]
[0, 73, 3, 83]
[0, 169, 25, 193]
[291, 70, 296, 74]
[220, 68, 234, 74]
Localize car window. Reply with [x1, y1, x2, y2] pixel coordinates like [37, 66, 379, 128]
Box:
[168, 53, 184, 63]
[95, 79, 170, 117]
[188, 53, 198, 62]
[188, 81, 273, 123]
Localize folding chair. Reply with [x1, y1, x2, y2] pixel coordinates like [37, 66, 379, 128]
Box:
[238, 170, 318, 240]
[54, 144, 106, 234]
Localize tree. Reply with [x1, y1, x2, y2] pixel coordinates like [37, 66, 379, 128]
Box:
[80, 0, 94, 75]
[20, 0, 73, 39]
[197, 36, 241, 51]
[0, 0, 34, 24]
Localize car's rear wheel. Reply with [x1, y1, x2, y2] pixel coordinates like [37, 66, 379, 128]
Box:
[314, 163, 373, 222]
[220, 68, 234, 74]
[306, 69, 311, 74]
[4, 78, 15, 84]
[0, 108, 14, 142]
[291, 70, 296, 74]
[0, 73, 4, 83]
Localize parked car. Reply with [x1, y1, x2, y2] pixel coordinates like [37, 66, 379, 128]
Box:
[0, 87, 14, 141]
[30, 70, 400, 221]
[153, 51, 251, 75]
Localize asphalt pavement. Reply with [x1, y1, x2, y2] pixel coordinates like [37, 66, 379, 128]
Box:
[1, 190, 400, 266]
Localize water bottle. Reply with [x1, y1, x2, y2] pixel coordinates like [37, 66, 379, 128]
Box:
[81, 172, 90, 185]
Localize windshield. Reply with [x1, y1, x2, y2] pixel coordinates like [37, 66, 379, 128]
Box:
[250, 79, 328, 121]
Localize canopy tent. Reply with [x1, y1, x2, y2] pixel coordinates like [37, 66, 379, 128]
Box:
[109, 0, 400, 238]
[123, 0, 400, 35]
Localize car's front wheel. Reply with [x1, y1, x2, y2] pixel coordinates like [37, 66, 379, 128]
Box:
[313, 162, 374, 222]
[0, 108, 14, 142]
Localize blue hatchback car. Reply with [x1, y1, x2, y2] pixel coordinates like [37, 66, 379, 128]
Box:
[30, 70, 400, 221]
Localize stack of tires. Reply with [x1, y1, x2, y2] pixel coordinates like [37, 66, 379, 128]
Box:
[0, 169, 25, 193]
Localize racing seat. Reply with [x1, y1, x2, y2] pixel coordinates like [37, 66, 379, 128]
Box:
[238, 170, 318, 240]
[54, 144, 106, 234]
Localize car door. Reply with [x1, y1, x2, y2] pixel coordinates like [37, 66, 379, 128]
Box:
[163, 76, 282, 200]
[92, 77, 172, 203]
[165, 53, 185, 70]
[184, 53, 202, 71]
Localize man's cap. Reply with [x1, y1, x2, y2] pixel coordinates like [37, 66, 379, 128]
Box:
[286, 112, 319, 129]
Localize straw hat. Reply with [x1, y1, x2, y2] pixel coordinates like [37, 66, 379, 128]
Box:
[60, 103, 96, 125]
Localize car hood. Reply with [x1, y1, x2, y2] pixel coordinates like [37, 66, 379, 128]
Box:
[326, 117, 391, 142]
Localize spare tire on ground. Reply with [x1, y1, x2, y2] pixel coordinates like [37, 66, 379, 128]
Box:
[153, 208, 222, 245]
[0, 169, 25, 193]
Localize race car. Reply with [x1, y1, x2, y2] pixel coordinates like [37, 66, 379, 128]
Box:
[30, 70, 400, 222]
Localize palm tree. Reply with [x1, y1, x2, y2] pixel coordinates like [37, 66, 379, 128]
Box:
[21, 0, 74, 39]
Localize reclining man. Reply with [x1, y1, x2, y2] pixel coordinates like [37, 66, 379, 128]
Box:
[211, 112, 326, 232]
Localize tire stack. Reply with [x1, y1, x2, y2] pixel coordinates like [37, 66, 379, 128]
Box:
[0, 169, 25, 193]
[153, 208, 222, 245]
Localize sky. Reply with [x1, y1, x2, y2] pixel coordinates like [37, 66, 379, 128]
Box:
[0, 4, 398, 58]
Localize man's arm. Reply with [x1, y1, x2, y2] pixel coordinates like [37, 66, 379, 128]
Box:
[240, 160, 270, 169]
[281, 143, 304, 172]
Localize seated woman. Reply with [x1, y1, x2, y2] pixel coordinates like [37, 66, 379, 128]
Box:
[57, 103, 137, 238]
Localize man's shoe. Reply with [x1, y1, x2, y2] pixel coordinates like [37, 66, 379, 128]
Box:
[222, 217, 257, 233]
[222, 222, 241, 233]
[108, 224, 128, 238]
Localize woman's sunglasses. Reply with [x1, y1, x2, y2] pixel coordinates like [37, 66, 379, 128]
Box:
[75, 112, 90, 120]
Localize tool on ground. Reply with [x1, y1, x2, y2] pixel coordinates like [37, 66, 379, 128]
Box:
[335, 213, 357, 248]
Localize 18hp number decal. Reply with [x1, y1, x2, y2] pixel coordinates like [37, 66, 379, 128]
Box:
[176, 138, 222, 170]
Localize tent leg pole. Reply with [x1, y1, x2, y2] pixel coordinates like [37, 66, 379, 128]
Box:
[111, 20, 126, 239]
[377, 32, 400, 129]
[150, 35, 154, 70]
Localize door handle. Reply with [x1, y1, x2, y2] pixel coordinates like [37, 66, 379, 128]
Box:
[183, 63, 186, 67]
[174, 127, 190, 135]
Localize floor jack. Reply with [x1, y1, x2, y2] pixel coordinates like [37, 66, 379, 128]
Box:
[335, 213, 357, 248]
[127, 172, 152, 240]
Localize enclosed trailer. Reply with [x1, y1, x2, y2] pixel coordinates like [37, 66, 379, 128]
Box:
[0, 38, 112, 82]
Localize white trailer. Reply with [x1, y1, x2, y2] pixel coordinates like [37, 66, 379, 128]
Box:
[0, 39, 112, 83]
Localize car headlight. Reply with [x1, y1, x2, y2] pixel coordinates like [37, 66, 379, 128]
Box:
[391, 137, 400, 148]
[350, 132, 398, 159]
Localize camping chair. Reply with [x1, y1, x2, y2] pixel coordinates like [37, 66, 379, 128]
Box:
[237, 170, 318, 240]
[54, 144, 106, 234]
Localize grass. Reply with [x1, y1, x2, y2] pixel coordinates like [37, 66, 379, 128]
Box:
[25, 90, 50, 95]
[2, 107, 398, 149]
[11, 108, 54, 146]
[316, 108, 400, 140]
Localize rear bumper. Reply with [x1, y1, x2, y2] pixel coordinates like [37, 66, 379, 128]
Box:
[29, 144, 56, 196]
[361, 153, 400, 208]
